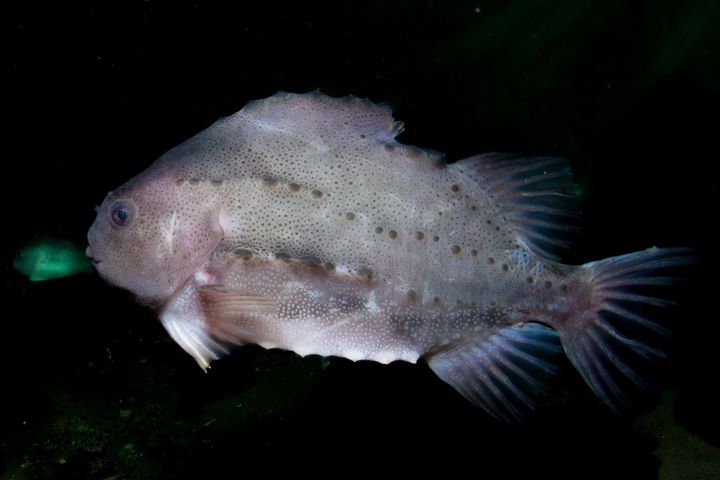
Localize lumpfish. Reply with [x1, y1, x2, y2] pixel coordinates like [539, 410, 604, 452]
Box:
[86, 92, 692, 422]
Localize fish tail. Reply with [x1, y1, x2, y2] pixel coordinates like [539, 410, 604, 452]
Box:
[425, 247, 695, 422]
[557, 247, 695, 414]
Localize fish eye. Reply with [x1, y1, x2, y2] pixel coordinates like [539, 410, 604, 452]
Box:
[110, 201, 134, 227]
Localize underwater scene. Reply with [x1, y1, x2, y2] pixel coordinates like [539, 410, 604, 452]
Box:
[2, 1, 719, 478]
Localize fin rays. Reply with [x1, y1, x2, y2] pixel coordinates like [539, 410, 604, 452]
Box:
[160, 310, 229, 370]
[453, 153, 581, 261]
[558, 247, 695, 414]
[600, 302, 671, 337]
[427, 323, 562, 423]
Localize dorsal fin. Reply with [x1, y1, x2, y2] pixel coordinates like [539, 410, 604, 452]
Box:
[452, 153, 581, 261]
[237, 90, 402, 143]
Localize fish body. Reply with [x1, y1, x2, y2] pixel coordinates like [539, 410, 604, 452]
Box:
[87, 92, 692, 421]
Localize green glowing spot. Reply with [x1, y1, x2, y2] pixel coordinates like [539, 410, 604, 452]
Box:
[572, 181, 586, 200]
[13, 237, 93, 281]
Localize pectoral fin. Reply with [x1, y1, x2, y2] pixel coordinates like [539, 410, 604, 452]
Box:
[197, 284, 278, 348]
[160, 281, 277, 370]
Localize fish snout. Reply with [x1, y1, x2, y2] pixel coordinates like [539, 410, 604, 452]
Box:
[85, 232, 104, 264]
[85, 245, 103, 264]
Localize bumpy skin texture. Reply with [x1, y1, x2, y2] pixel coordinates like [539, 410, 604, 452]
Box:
[87, 168, 225, 306]
[87, 92, 578, 369]
[88, 92, 694, 422]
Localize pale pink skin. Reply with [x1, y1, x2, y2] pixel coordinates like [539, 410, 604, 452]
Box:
[88, 93, 590, 372]
[88, 92, 696, 425]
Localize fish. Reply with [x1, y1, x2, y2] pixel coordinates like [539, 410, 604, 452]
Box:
[86, 91, 693, 422]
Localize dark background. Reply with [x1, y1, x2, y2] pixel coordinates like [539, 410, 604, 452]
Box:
[2, 1, 719, 478]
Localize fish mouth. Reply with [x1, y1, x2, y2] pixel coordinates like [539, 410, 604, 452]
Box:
[85, 245, 103, 264]
[86, 232, 104, 264]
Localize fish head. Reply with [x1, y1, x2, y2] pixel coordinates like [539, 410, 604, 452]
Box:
[86, 169, 225, 307]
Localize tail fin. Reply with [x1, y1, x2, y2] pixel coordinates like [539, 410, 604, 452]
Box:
[559, 247, 695, 414]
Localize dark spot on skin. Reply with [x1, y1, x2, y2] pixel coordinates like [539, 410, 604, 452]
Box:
[325, 262, 336, 271]
[311, 189, 323, 198]
[263, 177, 278, 188]
[288, 183, 301, 192]
[175, 179, 185, 186]
[451, 184, 460, 192]
[495, 226, 501, 231]
[346, 212, 356, 220]
[488, 257, 495, 265]
[433, 296, 442, 304]
[211, 179, 223, 186]
[384, 143, 395, 152]
[415, 231, 425, 240]
[358, 267, 374, 279]
[433, 235, 440, 242]
[502, 263, 509, 272]
[189, 178, 200, 185]
[471, 249, 478, 256]
[560, 284, 569, 292]
[544, 281, 553, 289]
[360, 134, 366, 139]
[407, 289, 418, 301]
[470, 205, 477, 211]
[452, 245, 461, 254]
[375, 226, 384, 234]
[487, 219, 492, 224]
[233, 248, 254, 259]
[527, 276, 535, 284]
[388, 230, 398, 239]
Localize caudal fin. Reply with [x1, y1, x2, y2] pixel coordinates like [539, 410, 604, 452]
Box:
[559, 247, 695, 414]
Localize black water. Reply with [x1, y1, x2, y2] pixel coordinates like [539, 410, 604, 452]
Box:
[3, 1, 719, 478]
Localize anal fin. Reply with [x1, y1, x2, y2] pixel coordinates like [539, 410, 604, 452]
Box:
[426, 322, 562, 423]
